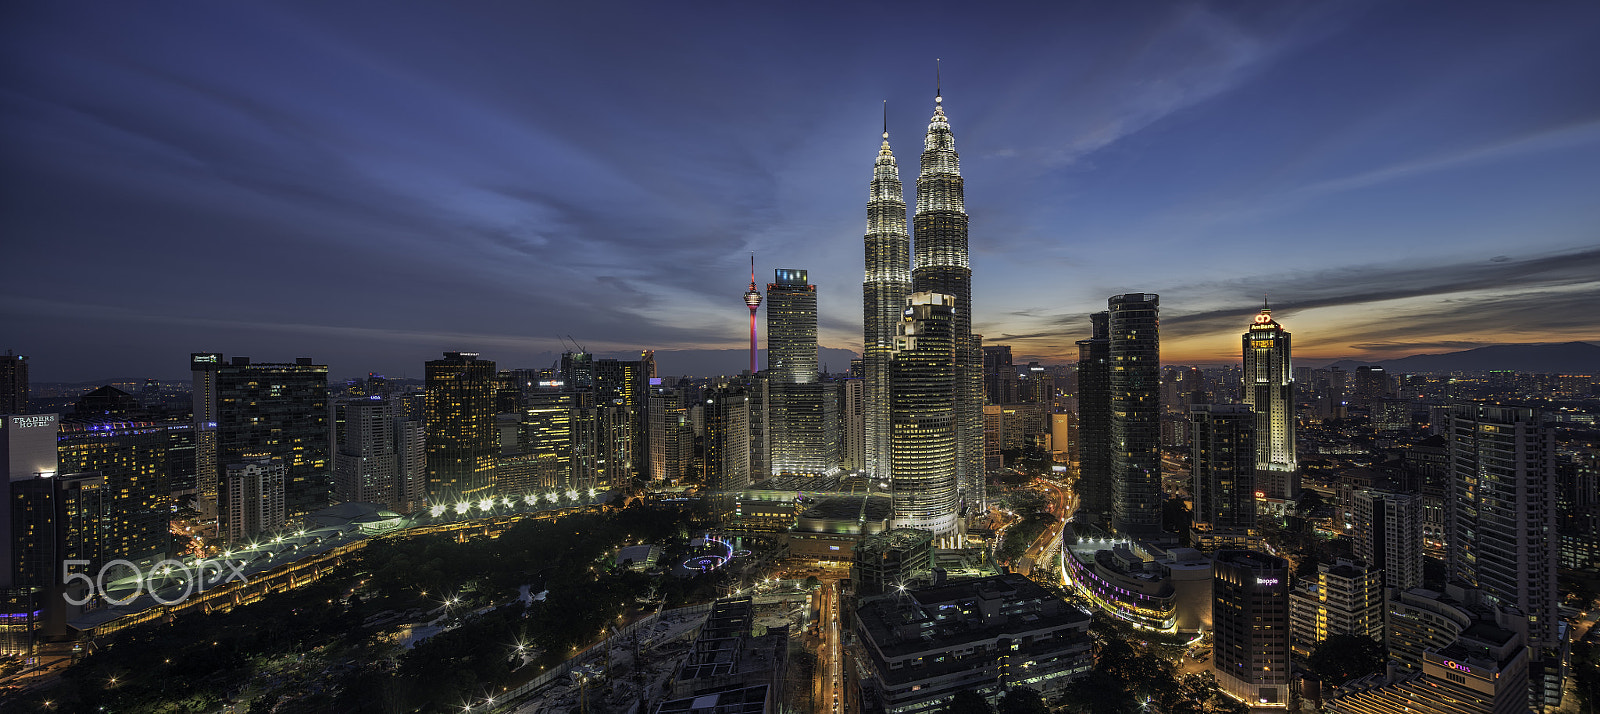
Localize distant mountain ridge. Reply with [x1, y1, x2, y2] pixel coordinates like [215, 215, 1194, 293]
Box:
[1320, 341, 1600, 374]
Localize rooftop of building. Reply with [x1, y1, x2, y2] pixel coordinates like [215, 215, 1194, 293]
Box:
[857, 528, 934, 554]
[1214, 549, 1287, 571]
[674, 597, 787, 687]
[654, 684, 770, 714]
[855, 573, 1089, 659]
[797, 495, 891, 523]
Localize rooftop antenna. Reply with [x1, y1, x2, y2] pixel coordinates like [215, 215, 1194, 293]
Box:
[936, 58, 942, 104]
[883, 100, 888, 139]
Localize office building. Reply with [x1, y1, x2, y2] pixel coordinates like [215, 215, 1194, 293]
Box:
[222, 459, 285, 544]
[1242, 303, 1297, 499]
[703, 386, 751, 493]
[515, 390, 621, 494]
[191, 354, 330, 523]
[333, 396, 400, 509]
[57, 417, 173, 567]
[1354, 366, 1389, 408]
[1329, 587, 1529, 714]
[841, 377, 866, 472]
[851, 527, 934, 596]
[1109, 293, 1162, 536]
[1189, 404, 1257, 551]
[0, 352, 26, 415]
[593, 351, 653, 482]
[911, 89, 983, 516]
[982, 345, 1017, 405]
[1351, 489, 1423, 593]
[425, 351, 497, 504]
[393, 415, 426, 513]
[863, 118, 911, 482]
[854, 573, 1093, 712]
[1213, 550, 1290, 708]
[888, 292, 960, 545]
[1556, 449, 1599, 573]
[648, 388, 693, 483]
[1288, 558, 1384, 656]
[766, 269, 838, 476]
[1075, 312, 1113, 522]
[7, 470, 105, 645]
[1446, 403, 1562, 710]
[766, 268, 818, 384]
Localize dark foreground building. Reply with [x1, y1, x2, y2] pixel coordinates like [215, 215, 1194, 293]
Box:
[854, 573, 1092, 712]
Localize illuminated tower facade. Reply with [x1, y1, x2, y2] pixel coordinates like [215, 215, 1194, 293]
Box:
[767, 268, 838, 475]
[1109, 293, 1161, 536]
[888, 292, 959, 544]
[1243, 303, 1297, 499]
[1075, 312, 1113, 522]
[863, 113, 910, 479]
[911, 80, 983, 515]
[743, 256, 762, 375]
[767, 269, 819, 384]
[425, 351, 497, 503]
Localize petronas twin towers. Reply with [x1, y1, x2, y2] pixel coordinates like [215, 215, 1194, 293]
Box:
[863, 87, 983, 544]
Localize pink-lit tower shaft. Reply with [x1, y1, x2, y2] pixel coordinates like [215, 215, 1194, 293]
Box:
[743, 254, 762, 374]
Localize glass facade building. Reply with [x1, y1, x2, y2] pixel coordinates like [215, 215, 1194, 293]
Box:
[425, 352, 497, 504]
[1075, 312, 1112, 521]
[1242, 305, 1297, 499]
[863, 124, 911, 480]
[888, 292, 959, 544]
[1109, 293, 1161, 536]
[912, 95, 983, 516]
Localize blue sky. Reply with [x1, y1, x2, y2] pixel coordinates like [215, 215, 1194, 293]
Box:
[4, 1, 1598, 380]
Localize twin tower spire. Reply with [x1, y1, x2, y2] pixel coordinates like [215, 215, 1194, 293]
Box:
[863, 68, 983, 541]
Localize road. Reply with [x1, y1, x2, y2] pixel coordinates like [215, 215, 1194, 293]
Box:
[1021, 479, 1076, 570]
[811, 580, 844, 713]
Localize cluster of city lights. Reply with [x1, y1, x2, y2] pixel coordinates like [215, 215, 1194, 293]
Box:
[427, 488, 600, 519]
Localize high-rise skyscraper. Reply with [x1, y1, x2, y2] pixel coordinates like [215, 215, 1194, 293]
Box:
[1288, 558, 1383, 655]
[648, 387, 693, 483]
[1352, 489, 1423, 593]
[767, 268, 838, 475]
[1109, 293, 1162, 536]
[1189, 404, 1256, 550]
[767, 268, 818, 384]
[1076, 312, 1112, 522]
[863, 118, 910, 481]
[888, 292, 959, 545]
[333, 396, 400, 508]
[223, 459, 286, 543]
[191, 355, 330, 522]
[1446, 403, 1562, 710]
[1213, 549, 1291, 708]
[425, 352, 498, 504]
[1243, 303, 1297, 500]
[702, 386, 751, 493]
[982, 345, 1017, 405]
[841, 377, 866, 472]
[0, 351, 27, 415]
[911, 80, 983, 515]
[57, 418, 173, 567]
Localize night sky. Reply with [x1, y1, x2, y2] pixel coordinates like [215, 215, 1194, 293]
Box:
[5, 2, 1599, 381]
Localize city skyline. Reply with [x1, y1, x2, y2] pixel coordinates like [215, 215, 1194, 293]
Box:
[5, 3, 1600, 381]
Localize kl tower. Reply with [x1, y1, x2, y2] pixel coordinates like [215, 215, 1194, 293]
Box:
[743, 254, 762, 374]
